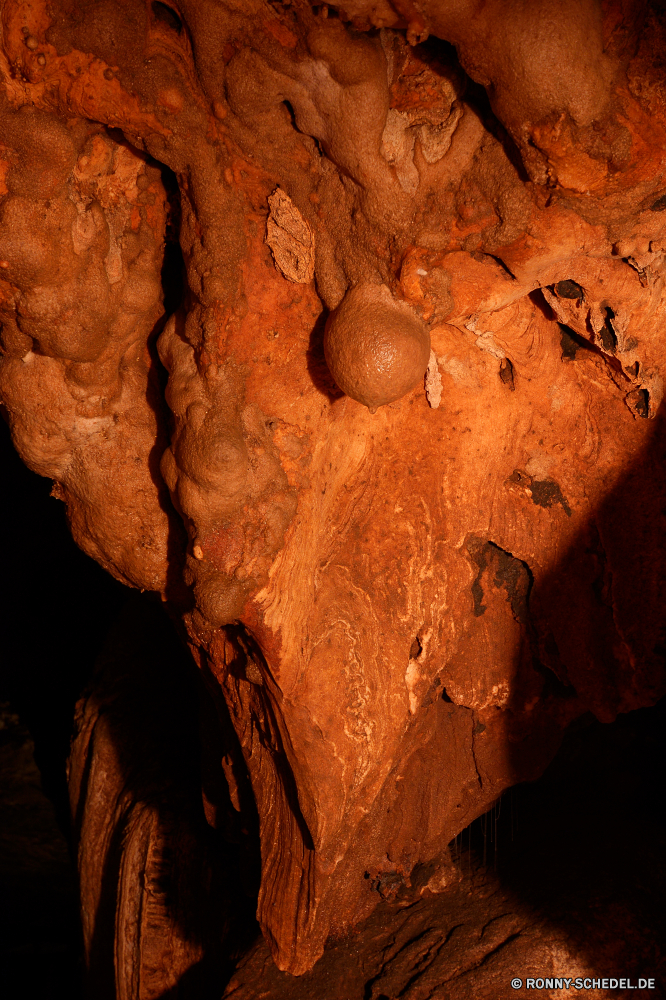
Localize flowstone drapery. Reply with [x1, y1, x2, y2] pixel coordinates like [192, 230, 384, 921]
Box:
[2, 0, 666, 989]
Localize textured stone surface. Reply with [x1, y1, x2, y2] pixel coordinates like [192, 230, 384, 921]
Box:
[222, 699, 666, 1000]
[2, 0, 666, 985]
[67, 607, 666, 999]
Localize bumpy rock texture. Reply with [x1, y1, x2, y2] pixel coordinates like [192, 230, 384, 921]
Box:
[3, 0, 666, 987]
[324, 282, 431, 410]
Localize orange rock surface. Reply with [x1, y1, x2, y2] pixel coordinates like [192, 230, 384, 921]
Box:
[2, 0, 666, 985]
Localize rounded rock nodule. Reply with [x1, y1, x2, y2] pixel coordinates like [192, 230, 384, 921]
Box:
[323, 283, 430, 412]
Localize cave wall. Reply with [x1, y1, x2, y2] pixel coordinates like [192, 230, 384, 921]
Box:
[2, 0, 666, 980]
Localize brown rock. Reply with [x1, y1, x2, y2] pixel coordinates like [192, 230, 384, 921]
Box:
[323, 282, 431, 410]
[266, 187, 316, 285]
[1, 0, 666, 989]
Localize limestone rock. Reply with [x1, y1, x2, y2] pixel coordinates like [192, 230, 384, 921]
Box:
[2, 0, 666, 988]
[266, 187, 315, 284]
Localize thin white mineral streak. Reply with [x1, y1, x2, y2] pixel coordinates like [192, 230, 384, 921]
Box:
[425, 349, 443, 408]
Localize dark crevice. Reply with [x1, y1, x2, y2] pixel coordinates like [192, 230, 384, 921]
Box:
[499, 356, 515, 390]
[557, 323, 597, 360]
[444, 932, 523, 981]
[553, 279, 584, 301]
[463, 80, 532, 185]
[313, 4, 341, 18]
[506, 468, 572, 517]
[282, 99, 298, 129]
[650, 192, 666, 211]
[557, 322, 636, 401]
[222, 624, 316, 854]
[600, 305, 618, 353]
[397, 926, 461, 996]
[409, 635, 423, 659]
[362, 922, 461, 1000]
[529, 478, 572, 517]
[485, 252, 518, 280]
[160, 163, 186, 319]
[627, 385, 650, 418]
[466, 534, 578, 700]
[134, 151, 189, 603]
[151, 1, 183, 34]
[281, 101, 324, 160]
[307, 309, 344, 400]
[559, 323, 591, 359]
[529, 286, 556, 320]
[466, 537, 533, 625]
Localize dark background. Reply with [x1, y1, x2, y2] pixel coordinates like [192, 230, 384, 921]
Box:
[0, 416, 127, 999]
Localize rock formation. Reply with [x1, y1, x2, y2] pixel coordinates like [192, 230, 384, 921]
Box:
[2, 0, 666, 989]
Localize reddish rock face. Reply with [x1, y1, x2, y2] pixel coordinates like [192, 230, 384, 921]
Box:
[2, 0, 666, 981]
